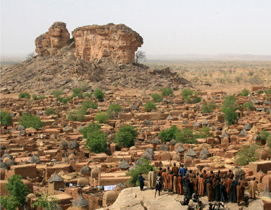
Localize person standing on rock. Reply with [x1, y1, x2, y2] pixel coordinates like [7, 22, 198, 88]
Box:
[138, 172, 145, 191]
[173, 173, 178, 193]
[177, 173, 183, 194]
[162, 168, 168, 191]
[155, 172, 162, 197]
[249, 177, 257, 199]
[148, 168, 156, 189]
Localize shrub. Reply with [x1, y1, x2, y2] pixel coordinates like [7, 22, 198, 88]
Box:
[126, 158, 155, 186]
[19, 92, 30, 99]
[32, 94, 38, 100]
[95, 112, 108, 123]
[221, 95, 239, 110]
[265, 89, 271, 95]
[221, 95, 239, 125]
[175, 128, 198, 144]
[235, 144, 260, 165]
[5, 175, 30, 205]
[19, 114, 44, 130]
[193, 96, 201, 103]
[94, 89, 104, 101]
[158, 125, 179, 142]
[107, 103, 122, 113]
[45, 108, 57, 115]
[242, 102, 254, 110]
[33, 193, 59, 210]
[85, 129, 107, 153]
[0, 196, 19, 210]
[258, 90, 264, 94]
[52, 90, 63, 98]
[67, 109, 86, 122]
[58, 96, 72, 104]
[114, 125, 138, 148]
[260, 129, 270, 141]
[181, 89, 198, 102]
[81, 99, 98, 110]
[72, 88, 82, 98]
[151, 93, 162, 102]
[144, 101, 157, 112]
[0, 111, 12, 126]
[83, 93, 92, 98]
[161, 88, 174, 96]
[195, 127, 213, 138]
[240, 89, 250, 96]
[79, 123, 101, 139]
[201, 102, 217, 113]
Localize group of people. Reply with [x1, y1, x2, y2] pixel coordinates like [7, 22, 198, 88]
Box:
[140, 163, 258, 208]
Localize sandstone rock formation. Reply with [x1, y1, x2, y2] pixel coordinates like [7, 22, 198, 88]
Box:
[35, 22, 143, 64]
[72, 23, 143, 64]
[35, 22, 70, 56]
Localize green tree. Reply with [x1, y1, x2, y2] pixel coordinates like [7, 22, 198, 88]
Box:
[241, 102, 254, 110]
[45, 108, 57, 115]
[83, 125, 107, 153]
[52, 90, 64, 98]
[158, 125, 179, 142]
[0, 110, 12, 126]
[33, 193, 59, 210]
[94, 89, 104, 101]
[19, 92, 30, 99]
[19, 114, 44, 130]
[95, 112, 108, 123]
[83, 93, 92, 98]
[67, 109, 86, 122]
[221, 95, 239, 125]
[32, 94, 38, 100]
[126, 158, 155, 186]
[235, 144, 260, 165]
[175, 128, 198, 144]
[193, 96, 201, 103]
[5, 175, 30, 206]
[240, 89, 250, 96]
[181, 89, 194, 102]
[0, 196, 19, 210]
[81, 99, 98, 110]
[107, 103, 122, 118]
[195, 127, 213, 138]
[201, 102, 217, 113]
[260, 129, 270, 141]
[151, 93, 162, 102]
[79, 123, 101, 139]
[114, 125, 138, 148]
[72, 88, 82, 98]
[161, 88, 174, 96]
[144, 101, 157, 112]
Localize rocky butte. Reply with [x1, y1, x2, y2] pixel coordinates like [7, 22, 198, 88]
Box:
[35, 22, 143, 64]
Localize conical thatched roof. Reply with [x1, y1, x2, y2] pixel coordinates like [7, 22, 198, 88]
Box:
[243, 122, 251, 130]
[80, 165, 91, 175]
[202, 119, 209, 126]
[193, 121, 200, 127]
[200, 147, 210, 156]
[199, 153, 208, 160]
[252, 134, 261, 141]
[68, 140, 79, 149]
[48, 171, 64, 183]
[64, 125, 71, 132]
[2, 151, 13, 160]
[18, 125, 25, 131]
[240, 129, 247, 135]
[176, 145, 185, 153]
[186, 147, 197, 157]
[145, 147, 154, 155]
[0, 161, 8, 170]
[73, 193, 89, 207]
[59, 140, 68, 150]
[166, 115, 173, 120]
[264, 100, 269, 105]
[19, 160, 27, 165]
[142, 151, 153, 160]
[151, 137, 160, 144]
[5, 159, 16, 166]
[169, 139, 177, 145]
[160, 143, 169, 151]
[143, 119, 149, 125]
[221, 131, 229, 138]
[118, 159, 130, 169]
[211, 125, 217, 131]
[178, 113, 184, 118]
[28, 154, 40, 163]
[77, 125, 84, 131]
[261, 183, 271, 198]
[131, 104, 138, 110]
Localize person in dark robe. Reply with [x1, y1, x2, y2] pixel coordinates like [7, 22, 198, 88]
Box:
[167, 171, 174, 192]
[139, 172, 145, 191]
[198, 174, 205, 196]
[210, 171, 214, 178]
[217, 170, 222, 181]
[177, 173, 183, 194]
[227, 169, 233, 178]
[214, 180, 220, 201]
[155, 172, 163, 197]
[202, 170, 207, 179]
[222, 174, 228, 201]
[172, 163, 179, 174]
[236, 182, 245, 205]
[193, 175, 198, 193]
[226, 175, 233, 195]
[157, 167, 163, 175]
[206, 177, 213, 202]
[179, 164, 186, 177]
[162, 169, 168, 191]
[229, 181, 237, 203]
[184, 177, 192, 199]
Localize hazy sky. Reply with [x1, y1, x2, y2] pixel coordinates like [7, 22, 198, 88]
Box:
[1, 0, 271, 57]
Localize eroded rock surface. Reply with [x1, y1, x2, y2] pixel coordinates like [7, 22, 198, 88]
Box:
[72, 23, 143, 64]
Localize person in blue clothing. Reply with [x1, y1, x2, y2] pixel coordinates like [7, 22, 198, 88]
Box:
[139, 172, 145, 191]
[179, 164, 186, 177]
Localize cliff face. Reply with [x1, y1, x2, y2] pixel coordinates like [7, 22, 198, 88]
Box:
[35, 22, 70, 56]
[72, 23, 143, 64]
[35, 22, 143, 64]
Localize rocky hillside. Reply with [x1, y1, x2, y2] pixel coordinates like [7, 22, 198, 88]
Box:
[0, 46, 190, 94]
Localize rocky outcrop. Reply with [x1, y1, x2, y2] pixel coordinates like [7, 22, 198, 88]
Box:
[35, 22, 143, 64]
[35, 22, 70, 56]
[72, 23, 143, 64]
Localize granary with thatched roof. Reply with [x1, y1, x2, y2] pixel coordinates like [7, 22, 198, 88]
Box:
[48, 172, 64, 194]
